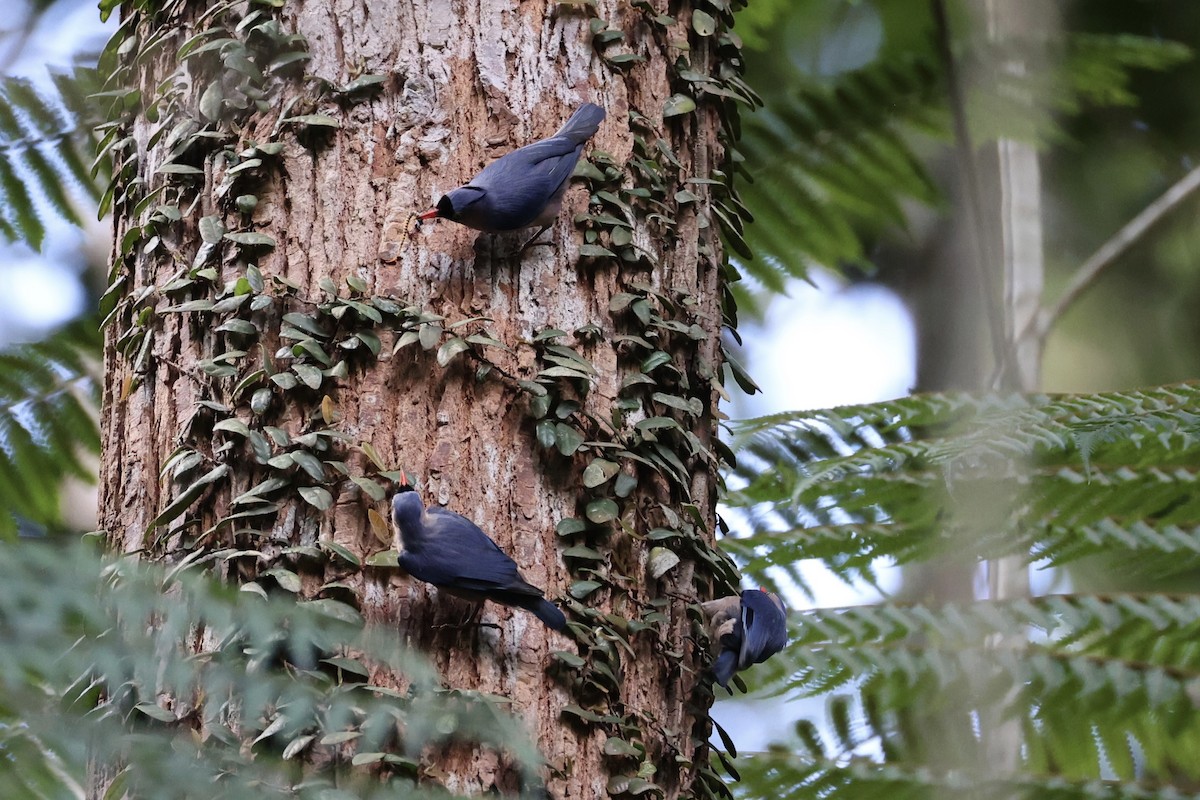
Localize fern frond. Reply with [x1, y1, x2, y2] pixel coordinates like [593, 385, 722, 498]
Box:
[738, 24, 1190, 290]
[733, 593, 1200, 785]
[732, 383, 1200, 474]
[0, 541, 542, 798]
[736, 752, 1200, 800]
[725, 383, 1200, 790]
[0, 317, 102, 538]
[723, 383, 1200, 578]
[0, 69, 103, 250]
[1050, 33, 1191, 113]
[739, 52, 944, 285]
[785, 595, 1200, 668]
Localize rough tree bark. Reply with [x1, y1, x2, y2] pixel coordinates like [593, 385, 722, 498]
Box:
[98, 0, 742, 797]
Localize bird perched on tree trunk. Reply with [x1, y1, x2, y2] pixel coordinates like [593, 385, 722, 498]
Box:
[391, 475, 566, 631]
[417, 102, 606, 239]
[702, 589, 788, 689]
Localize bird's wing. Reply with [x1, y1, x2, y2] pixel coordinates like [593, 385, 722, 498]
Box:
[471, 135, 580, 186]
[425, 507, 506, 554]
[526, 140, 586, 201]
[447, 567, 545, 598]
[526, 102, 604, 191]
[421, 508, 544, 597]
[466, 103, 603, 215]
[712, 649, 738, 689]
[468, 138, 583, 213]
[739, 590, 789, 668]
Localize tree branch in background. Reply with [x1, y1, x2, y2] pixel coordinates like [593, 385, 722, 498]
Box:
[931, 0, 1009, 380]
[0, 8, 39, 75]
[1035, 163, 1200, 340]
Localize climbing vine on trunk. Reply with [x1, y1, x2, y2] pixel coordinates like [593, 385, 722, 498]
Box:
[96, 0, 755, 796]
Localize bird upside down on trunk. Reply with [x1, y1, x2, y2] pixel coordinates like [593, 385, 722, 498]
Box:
[702, 588, 788, 688]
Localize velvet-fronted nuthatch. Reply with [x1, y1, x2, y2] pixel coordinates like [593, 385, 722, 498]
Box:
[702, 589, 788, 688]
[391, 476, 566, 631]
[418, 102, 605, 235]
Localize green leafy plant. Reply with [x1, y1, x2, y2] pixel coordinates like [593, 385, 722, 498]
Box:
[0, 68, 102, 249]
[0, 46, 108, 537]
[0, 317, 100, 538]
[0, 539, 544, 798]
[735, 3, 1191, 292]
[722, 382, 1200, 799]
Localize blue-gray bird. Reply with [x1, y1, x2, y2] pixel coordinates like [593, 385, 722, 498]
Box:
[702, 589, 788, 689]
[418, 102, 606, 233]
[391, 477, 566, 631]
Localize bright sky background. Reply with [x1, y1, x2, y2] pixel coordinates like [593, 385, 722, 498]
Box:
[713, 273, 915, 750]
[0, 0, 114, 342]
[0, 224, 91, 340]
[5, 0, 112, 70]
[737, 272, 917, 415]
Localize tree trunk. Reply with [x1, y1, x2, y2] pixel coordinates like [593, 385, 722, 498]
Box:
[98, 0, 741, 797]
[891, 0, 1053, 776]
[971, 0, 1055, 777]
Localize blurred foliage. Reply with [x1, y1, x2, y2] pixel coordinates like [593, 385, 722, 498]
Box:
[0, 315, 99, 538]
[0, 67, 102, 249]
[0, 6, 540, 799]
[721, 2, 1200, 800]
[0, 540, 543, 798]
[736, 1, 1200, 392]
[1042, 4, 1200, 391]
[727, 382, 1200, 593]
[732, 0, 1191, 312]
[0, 1, 107, 536]
[723, 381, 1200, 799]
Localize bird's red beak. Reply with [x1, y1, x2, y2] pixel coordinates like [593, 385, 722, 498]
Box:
[399, 470, 410, 487]
[417, 208, 439, 221]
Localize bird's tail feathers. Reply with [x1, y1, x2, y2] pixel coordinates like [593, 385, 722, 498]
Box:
[525, 598, 567, 631]
[555, 103, 606, 144]
[712, 650, 737, 689]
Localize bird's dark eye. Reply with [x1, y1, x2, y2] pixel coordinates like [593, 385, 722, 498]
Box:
[436, 195, 456, 220]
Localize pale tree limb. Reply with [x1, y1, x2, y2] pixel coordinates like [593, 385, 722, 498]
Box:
[931, 0, 1010, 379]
[996, 138, 1044, 391]
[1034, 162, 1200, 340]
[977, 0, 1048, 778]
